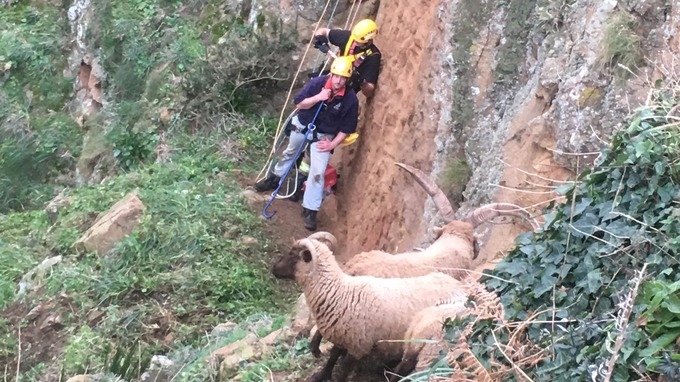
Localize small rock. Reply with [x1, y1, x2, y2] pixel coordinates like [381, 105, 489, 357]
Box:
[39, 313, 63, 331]
[139, 355, 176, 382]
[240, 236, 258, 247]
[44, 190, 73, 224]
[292, 293, 313, 334]
[240, 189, 268, 204]
[319, 341, 334, 355]
[159, 107, 172, 124]
[66, 375, 100, 382]
[18, 256, 63, 295]
[73, 190, 145, 255]
[211, 321, 238, 338]
[211, 333, 258, 361]
[218, 344, 256, 380]
[259, 328, 282, 346]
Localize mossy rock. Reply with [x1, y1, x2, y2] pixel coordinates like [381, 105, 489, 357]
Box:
[578, 86, 603, 108]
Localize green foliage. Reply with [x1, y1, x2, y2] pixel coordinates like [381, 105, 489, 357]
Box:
[105, 102, 160, 170]
[438, 157, 471, 206]
[0, 4, 71, 111]
[0, 126, 295, 376]
[597, 11, 643, 78]
[0, 112, 82, 212]
[63, 326, 110, 375]
[0, 4, 81, 212]
[466, 82, 680, 381]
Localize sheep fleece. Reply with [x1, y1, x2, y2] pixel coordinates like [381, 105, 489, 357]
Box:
[303, 243, 466, 359]
[342, 234, 474, 279]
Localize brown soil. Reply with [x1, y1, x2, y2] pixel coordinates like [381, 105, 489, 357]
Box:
[0, 296, 71, 381]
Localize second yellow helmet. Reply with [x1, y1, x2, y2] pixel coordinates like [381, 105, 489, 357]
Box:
[351, 19, 378, 44]
[330, 56, 354, 78]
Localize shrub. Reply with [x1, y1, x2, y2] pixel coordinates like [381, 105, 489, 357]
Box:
[597, 11, 643, 77]
[455, 79, 680, 381]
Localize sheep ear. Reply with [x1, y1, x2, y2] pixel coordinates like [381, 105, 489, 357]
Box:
[472, 238, 480, 260]
[433, 226, 444, 238]
[301, 249, 313, 263]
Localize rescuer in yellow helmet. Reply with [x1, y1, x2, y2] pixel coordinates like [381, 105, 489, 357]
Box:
[254, 56, 359, 231]
[314, 18, 381, 98]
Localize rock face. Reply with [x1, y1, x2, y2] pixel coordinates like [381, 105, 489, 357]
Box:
[331, 0, 680, 268]
[74, 191, 146, 254]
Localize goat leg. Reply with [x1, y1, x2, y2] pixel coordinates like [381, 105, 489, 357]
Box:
[309, 330, 324, 358]
[306, 345, 347, 382]
[388, 350, 419, 382]
[334, 352, 359, 382]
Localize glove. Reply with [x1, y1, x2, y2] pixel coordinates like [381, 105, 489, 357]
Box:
[313, 35, 329, 47]
[317, 44, 329, 54]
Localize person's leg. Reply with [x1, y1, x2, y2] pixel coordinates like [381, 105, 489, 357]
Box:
[273, 131, 307, 177]
[302, 139, 331, 230]
[255, 131, 306, 192]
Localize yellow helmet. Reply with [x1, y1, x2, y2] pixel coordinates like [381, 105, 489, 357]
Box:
[351, 19, 378, 44]
[330, 56, 354, 78]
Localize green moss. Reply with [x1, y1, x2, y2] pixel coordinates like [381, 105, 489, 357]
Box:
[495, 0, 538, 84]
[439, 158, 472, 206]
[578, 86, 604, 108]
[450, 0, 495, 137]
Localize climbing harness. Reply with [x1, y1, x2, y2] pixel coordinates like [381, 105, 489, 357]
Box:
[262, 102, 325, 219]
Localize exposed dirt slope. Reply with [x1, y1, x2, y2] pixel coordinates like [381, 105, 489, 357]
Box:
[327, 0, 680, 272]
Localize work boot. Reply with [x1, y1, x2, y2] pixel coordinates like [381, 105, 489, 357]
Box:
[303, 208, 317, 231]
[254, 174, 280, 192]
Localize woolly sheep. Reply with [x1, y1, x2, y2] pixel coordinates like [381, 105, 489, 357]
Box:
[388, 279, 504, 382]
[272, 236, 467, 382]
[307, 163, 538, 357]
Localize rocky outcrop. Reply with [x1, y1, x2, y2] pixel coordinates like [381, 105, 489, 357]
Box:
[74, 191, 146, 254]
[332, 0, 680, 269]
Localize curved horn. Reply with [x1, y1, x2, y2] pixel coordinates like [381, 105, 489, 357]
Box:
[463, 203, 540, 230]
[395, 162, 456, 222]
[307, 231, 337, 252]
[294, 238, 319, 260]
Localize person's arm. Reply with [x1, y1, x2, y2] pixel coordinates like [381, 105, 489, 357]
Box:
[317, 132, 347, 152]
[358, 54, 381, 98]
[297, 89, 330, 110]
[315, 28, 330, 37]
[360, 81, 375, 97]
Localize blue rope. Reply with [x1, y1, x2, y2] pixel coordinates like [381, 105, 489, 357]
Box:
[262, 102, 325, 219]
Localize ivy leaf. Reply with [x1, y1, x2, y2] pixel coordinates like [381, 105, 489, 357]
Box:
[639, 329, 680, 358]
[657, 184, 674, 204]
[585, 270, 602, 294]
[663, 294, 680, 314]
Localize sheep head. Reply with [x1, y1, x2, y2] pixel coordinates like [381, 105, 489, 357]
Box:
[272, 236, 334, 285]
[395, 163, 540, 231]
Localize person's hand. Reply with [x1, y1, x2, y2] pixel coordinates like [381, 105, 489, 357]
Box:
[316, 89, 331, 102]
[313, 35, 329, 47]
[316, 137, 335, 152]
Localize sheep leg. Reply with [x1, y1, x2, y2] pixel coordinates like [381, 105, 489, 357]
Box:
[306, 345, 347, 382]
[388, 351, 419, 382]
[334, 353, 358, 382]
[309, 330, 324, 358]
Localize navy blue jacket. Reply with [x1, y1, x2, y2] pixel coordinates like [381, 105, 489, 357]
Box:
[294, 75, 358, 136]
